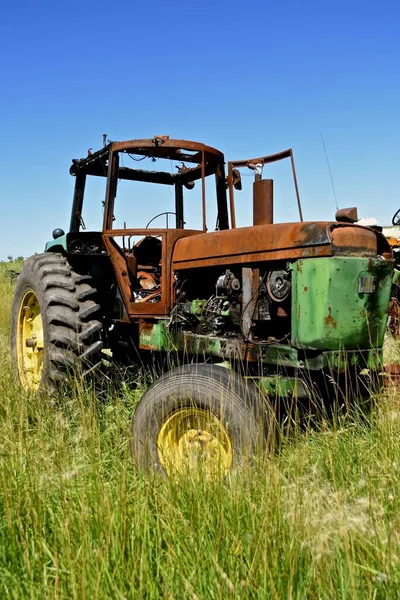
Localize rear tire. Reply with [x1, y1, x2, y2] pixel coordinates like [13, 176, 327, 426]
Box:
[130, 364, 269, 480]
[11, 253, 104, 394]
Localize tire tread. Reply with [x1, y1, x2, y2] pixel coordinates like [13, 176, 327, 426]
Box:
[11, 252, 104, 393]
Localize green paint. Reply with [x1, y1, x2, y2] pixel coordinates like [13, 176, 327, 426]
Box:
[181, 332, 224, 357]
[189, 299, 207, 321]
[139, 322, 176, 352]
[304, 348, 383, 372]
[393, 268, 400, 285]
[45, 235, 68, 252]
[290, 257, 393, 350]
[261, 344, 301, 368]
[253, 375, 310, 399]
[220, 301, 231, 317]
[261, 346, 382, 372]
[140, 322, 383, 374]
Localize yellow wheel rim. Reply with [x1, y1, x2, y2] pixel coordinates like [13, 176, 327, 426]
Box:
[157, 407, 233, 480]
[17, 290, 44, 390]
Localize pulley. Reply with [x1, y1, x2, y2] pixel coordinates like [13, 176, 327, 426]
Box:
[266, 270, 290, 302]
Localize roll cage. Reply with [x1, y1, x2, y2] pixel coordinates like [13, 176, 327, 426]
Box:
[69, 137, 229, 233]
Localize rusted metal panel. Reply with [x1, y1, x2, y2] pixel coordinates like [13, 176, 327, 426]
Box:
[102, 235, 135, 304]
[172, 222, 384, 271]
[335, 207, 358, 223]
[201, 149, 206, 232]
[172, 222, 332, 269]
[103, 228, 203, 318]
[330, 225, 379, 256]
[112, 138, 225, 163]
[103, 148, 118, 231]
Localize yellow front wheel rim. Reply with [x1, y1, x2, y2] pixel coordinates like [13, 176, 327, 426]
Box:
[17, 290, 44, 390]
[157, 407, 233, 480]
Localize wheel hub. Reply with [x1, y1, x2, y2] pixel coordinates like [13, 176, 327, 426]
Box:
[17, 291, 44, 390]
[157, 407, 233, 480]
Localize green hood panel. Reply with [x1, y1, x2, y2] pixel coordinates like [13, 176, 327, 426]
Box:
[45, 235, 68, 252]
[291, 257, 393, 350]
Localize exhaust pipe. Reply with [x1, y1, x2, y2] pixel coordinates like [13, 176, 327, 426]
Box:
[253, 178, 273, 226]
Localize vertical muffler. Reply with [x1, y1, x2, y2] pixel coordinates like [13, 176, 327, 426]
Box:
[252, 162, 273, 226]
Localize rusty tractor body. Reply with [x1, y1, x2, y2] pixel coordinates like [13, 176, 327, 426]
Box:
[11, 136, 394, 478]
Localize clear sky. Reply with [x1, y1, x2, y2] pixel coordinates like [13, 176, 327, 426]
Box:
[0, 0, 399, 260]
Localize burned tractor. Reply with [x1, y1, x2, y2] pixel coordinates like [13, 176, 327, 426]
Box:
[11, 137, 394, 478]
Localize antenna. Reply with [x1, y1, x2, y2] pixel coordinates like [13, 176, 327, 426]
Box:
[320, 133, 339, 211]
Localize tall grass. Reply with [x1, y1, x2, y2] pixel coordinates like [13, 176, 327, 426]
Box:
[1, 265, 400, 599]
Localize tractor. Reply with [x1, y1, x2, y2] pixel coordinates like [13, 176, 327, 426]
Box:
[11, 136, 394, 479]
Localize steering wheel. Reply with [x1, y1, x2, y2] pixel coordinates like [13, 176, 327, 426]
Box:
[392, 209, 400, 227]
[145, 212, 180, 229]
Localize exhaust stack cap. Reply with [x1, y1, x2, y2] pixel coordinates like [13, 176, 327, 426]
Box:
[335, 207, 358, 223]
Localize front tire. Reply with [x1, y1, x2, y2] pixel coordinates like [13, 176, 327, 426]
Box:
[130, 364, 269, 480]
[11, 253, 104, 393]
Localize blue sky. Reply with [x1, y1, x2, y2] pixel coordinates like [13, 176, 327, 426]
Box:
[0, 0, 399, 259]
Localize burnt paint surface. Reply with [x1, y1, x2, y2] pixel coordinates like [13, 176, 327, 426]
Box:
[172, 222, 380, 270]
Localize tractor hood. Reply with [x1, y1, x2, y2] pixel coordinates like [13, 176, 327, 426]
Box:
[172, 221, 390, 270]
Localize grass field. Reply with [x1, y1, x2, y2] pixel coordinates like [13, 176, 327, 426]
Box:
[1, 261, 400, 599]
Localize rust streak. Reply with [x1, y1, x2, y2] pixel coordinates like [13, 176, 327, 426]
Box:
[324, 307, 337, 329]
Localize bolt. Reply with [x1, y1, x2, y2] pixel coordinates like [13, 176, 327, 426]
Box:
[25, 337, 37, 348]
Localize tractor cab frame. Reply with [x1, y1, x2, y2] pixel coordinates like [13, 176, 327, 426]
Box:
[59, 137, 304, 321]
